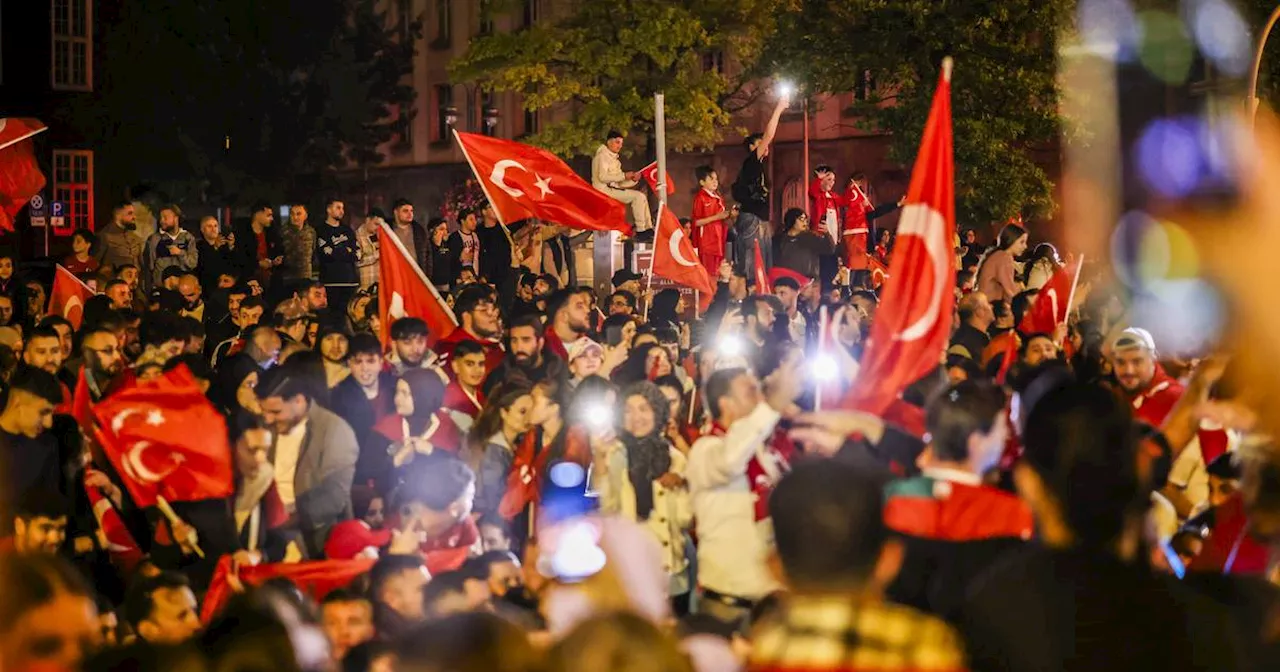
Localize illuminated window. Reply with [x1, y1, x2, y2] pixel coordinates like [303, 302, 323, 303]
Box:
[51, 0, 92, 91]
[435, 85, 454, 141]
[53, 150, 94, 231]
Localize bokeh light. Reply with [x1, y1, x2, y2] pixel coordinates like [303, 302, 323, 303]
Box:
[1136, 10, 1195, 84]
[1188, 0, 1250, 76]
[1131, 279, 1225, 355]
[1135, 117, 1204, 198]
[1078, 0, 1140, 60]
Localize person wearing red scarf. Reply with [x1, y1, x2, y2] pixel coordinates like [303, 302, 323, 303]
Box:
[542, 288, 592, 362]
[373, 370, 463, 487]
[443, 341, 488, 434]
[1110, 328, 1228, 518]
[685, 362, 802, 624]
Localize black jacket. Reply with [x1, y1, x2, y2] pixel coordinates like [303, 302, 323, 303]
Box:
[316, 223, 360, 285]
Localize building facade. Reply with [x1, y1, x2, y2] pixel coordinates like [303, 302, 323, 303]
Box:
[0, 0, 126, 257]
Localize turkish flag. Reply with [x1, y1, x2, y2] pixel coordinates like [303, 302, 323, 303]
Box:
[1019, 256, 1083, 335]
[376, 222, 458, 346]
[753, 240, 771, 294]
[841, 59, 956, 417]
[454, 131, 632, 235]
[638, 161, 676, 196]
[84, 468, 145, 574]
[91, 366, 235, 508]
[48, 264, 95, 329]
[652, 204, 714, 295]
[0, 118, 48, 233]
[201, 556, 377, 623]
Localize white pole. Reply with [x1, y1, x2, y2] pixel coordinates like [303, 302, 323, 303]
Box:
[655, 93, 668, 207]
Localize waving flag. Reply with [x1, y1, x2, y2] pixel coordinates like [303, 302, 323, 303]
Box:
[92, 366, 235, 508]
[1020, 256, 1083, 334]
[842, 58, 956, 417]
[651, 204, 714, 295]
[753, 240, 771, 294]
[48, 264, 95, 329]
[377, 222, 458, 346]
[202, 556, 377, 623]
[454, 131, 631, 235]
[638, 161, 676, 196]
[0, 118, 48, 233]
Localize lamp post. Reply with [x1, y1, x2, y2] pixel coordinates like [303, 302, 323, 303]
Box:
[1248, 5, 1280, 121]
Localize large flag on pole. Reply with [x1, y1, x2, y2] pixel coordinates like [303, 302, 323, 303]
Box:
[841, 58, 956, 417]
[0, 118, 48, 233]
[377, 222, 458, 346]
[48, 264, 95, 329]
[454, 131, 632, 235]
[652, 204, 715, 295]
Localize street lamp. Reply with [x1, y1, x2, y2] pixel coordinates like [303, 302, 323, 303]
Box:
[1248, 5, 1280, 121]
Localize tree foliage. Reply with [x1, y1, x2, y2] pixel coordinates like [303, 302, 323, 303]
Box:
[449, 0, 786, 157]
[105, 0, 418, 204]
[763, 0, 1071, 227]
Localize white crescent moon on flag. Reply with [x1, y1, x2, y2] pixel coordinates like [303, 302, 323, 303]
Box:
[490, 160, 528, 198]
[126, 441, 169, 484]
[63, 295, 83, 320]
[389, 292, 406, 319]
[111, 408, 139, 434]
[894, 203, 950, 343]
[1045, 288, 1059, 323]
[669, 228, 698, 267]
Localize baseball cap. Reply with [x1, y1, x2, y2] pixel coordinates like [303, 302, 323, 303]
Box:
[612, 269, 643, 286]
[567, 338, 604, 363]
[323, 519, 394, 560]
[1113, 327, 1156, 354]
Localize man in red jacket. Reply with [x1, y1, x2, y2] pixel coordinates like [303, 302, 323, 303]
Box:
[434, 285, 504, 376]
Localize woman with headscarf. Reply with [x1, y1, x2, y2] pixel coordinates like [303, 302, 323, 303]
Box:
[214, 355, 266, 435]
[592, 381, 692, 613]
[465, 382, 535, 519]
[373, 368, 462, 485]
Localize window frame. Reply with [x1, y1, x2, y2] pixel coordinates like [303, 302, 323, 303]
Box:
[52, 149, 94, 232]
[51, 0, 93, 92]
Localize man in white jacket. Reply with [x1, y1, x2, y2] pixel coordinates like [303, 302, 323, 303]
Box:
[591, 130, 653, 235]
[686, 360, 804, 624]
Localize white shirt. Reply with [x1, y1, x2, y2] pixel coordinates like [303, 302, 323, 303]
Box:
[274, 418, 308, 510]
[686, 402, 782, 600]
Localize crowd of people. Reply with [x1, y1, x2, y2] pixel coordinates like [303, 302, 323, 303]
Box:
[0, 117, 1278, 672]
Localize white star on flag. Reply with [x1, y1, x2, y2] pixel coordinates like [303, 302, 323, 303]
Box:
[145, 410, 166, 426]
[534, 174, 552, 199]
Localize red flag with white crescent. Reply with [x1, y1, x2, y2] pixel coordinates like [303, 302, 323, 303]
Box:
[1019, 256, 1083, 335]
[201, 556, 377, 623]
[84, 468, 144, 573]
[652, 204, 715, 295]
[841, 59, 956, 416]
[48, 264, 95, 330]
[91, 366, 235, 508]
[376, 222, 458, 347]
[753, 240, 771, 294]
[454, 131, 632, 235]
[0, 118, 48, 233]
[638, 161, 676, 195]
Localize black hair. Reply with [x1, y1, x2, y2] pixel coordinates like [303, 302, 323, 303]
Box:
[250, 200, 272, 214]
[324, 196, 343, 209]
[459, 550, 520, 581]
[609, 290, 637, 310]
[122, 571, 192, 634]
[544, 288, 576, 323]
[395, 456, 475, 512]
[507, 313, 544, 335]
[369, 555, 426, 601]
[1206, 451, 1241, 480]
[140, 311, 185, 348]
[392, 197, 413, 211]
[320, 587, 369, 606]
[1021, 381, 1145, 550]
[7, 366, 63, 406]
[26, 325, 61, 346]
[390, 317, 429, 340]
[925, 380, 1006, 463]
[695, 165, 717, 183]
[773, 276, 800, 292]
[743, 132, 764, 149]
[348, 332, 383, 359]
[71, 228, 96, 247]
[606, 129, 624, 140]
[454, 284, 496, 317]
[1011, 290, 1038, 326]
[771, 460, 889, 590]
[14, 488, 69, 521]
[997, 223, 1028, 251]
[782, 208, 807, 232]
[254, 363, 312, 403]
[705, 367, 749, 421]
[36, 315, 72, 333]
[453, 339, 486, 361]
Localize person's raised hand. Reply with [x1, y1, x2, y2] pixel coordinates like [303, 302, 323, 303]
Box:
[762, 357, 804, 412]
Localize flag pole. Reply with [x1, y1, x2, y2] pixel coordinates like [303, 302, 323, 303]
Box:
[814, 306, 829, 411]
[655, 93, 668, 207]
[642, 204, 661, 321]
